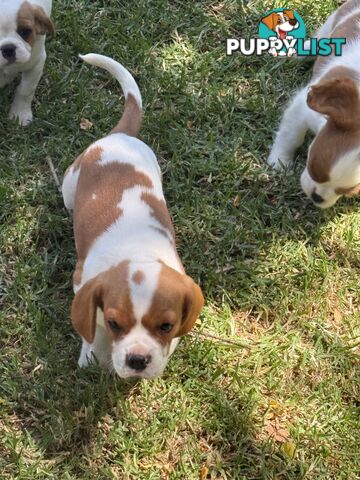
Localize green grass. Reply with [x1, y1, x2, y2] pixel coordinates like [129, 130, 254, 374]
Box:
[0, 0, 359, 478]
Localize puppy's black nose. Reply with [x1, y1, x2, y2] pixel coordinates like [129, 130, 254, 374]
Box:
[126, 353, 151, 372]
[289, 18, 298, 26]
[1, 44, 16, 61]
[311, 192, 324, 204]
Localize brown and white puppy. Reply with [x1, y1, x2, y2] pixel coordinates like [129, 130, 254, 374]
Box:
[0, 0, 54, 125]
[268, 0, 360, 208]
[62, 54, 204, 379]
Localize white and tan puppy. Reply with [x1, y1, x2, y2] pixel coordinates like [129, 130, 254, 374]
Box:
[0, 0, 54, 125]
[268, 0, 360, 208]
[62, 54, 204, 379]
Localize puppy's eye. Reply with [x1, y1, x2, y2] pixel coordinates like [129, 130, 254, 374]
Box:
[107, 319, 122, 333]
[18, 28, 32, 40]
[277, 18, 282, 24]
[159, 323, 173, 333]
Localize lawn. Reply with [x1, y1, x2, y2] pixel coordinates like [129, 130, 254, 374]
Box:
[0, 0, 359, 478]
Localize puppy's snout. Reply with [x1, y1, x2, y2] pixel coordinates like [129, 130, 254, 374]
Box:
[311, 192, 324, 204]
[126, 353, 152, 372]
[289, 19, 298, 26]
[1, 44, 16, 61]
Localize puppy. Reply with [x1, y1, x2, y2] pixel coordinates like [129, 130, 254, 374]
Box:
[0, 0, 54, 125]
[261, 9, 299, 57]
[268, 0, 360, 208]
[62, 54, 204, 379]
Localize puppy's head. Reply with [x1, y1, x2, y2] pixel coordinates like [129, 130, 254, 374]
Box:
[0, 0, 54, 68]
[262, 10, 299, 38]
[71, 261, 204, 379]
[301, 77, 360, 208]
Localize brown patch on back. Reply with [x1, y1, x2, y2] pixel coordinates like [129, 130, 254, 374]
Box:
[142, 264, 204, 346]
[111, 94, 143, 137]
[17, 1, 54, 46]
[141, 192, 175, 240]
[77, 146, 102, 170]
[72, 261, 134, 343]
[307, 73, 360, 182]
[68, 146, 103, 176]
[132, 270, 145, 285]
[74, 146, 153, 261]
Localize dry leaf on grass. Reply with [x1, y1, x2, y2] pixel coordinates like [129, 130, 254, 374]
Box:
[333, 308, 343, 323]
[282, 441, 296, 459]
[265, 423, 290, 443]
[80, 118, 93, 130]
[200, 465, 209, 479]
[233, 195, 240, 207]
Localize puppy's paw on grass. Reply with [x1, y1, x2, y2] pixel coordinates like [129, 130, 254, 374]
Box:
[267, 151, 292, 170]
[9, 105, 33, 126]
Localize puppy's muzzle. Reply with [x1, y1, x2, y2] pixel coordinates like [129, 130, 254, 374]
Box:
[126, 353, 152, 372]
[1, 44, 17, 62]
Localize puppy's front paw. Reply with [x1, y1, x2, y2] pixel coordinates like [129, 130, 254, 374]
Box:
[9, 105, 33, 126]
[78, 341, 94, 368]
[267, 150, 292, 170]
[78, 352, 93, 368]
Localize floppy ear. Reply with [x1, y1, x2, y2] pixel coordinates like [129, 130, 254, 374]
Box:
[177, 276, 204, 336]
[307, 78, 360, 130]
[261, 12, 277, 31]
[33, 5, 55, 37]
[283, 9, 295, 19]
[71, 276, 103, 343]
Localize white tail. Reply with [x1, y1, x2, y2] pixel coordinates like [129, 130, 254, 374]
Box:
[80, 53, 142, 108]
[80, 53, 143, 136]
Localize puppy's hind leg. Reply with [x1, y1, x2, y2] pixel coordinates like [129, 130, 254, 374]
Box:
[267, 88, 308, 170]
